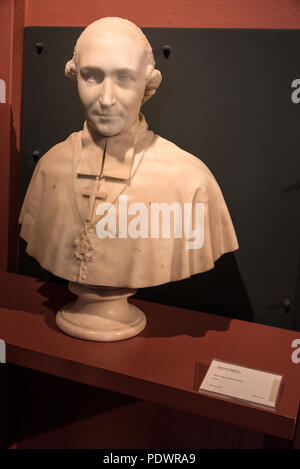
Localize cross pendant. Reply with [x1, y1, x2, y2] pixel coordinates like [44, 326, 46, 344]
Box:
[82, 185, 107, 222]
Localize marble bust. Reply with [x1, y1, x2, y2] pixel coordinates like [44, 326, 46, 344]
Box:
[19, 17, 238, 341]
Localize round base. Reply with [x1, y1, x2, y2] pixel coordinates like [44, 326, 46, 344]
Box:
[56, 302, 146, 342]
[56, 283, 147, 342]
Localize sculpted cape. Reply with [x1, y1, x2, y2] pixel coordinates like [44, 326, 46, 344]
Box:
[19, 114, 238, 288]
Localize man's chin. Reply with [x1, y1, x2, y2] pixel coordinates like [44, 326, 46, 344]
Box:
[90, 121, 123, 138]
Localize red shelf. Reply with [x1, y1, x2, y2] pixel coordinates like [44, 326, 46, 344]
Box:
[0, 271, 299, 440]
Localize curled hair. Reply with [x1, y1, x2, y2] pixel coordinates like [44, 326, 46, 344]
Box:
[65, 17, 162, 104]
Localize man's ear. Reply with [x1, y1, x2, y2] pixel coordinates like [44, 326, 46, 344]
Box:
[65, 55, 78, 83]
[142, 68, 162, 105]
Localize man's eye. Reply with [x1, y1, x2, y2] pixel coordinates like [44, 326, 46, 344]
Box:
[83, 73, 95, 82]
[80, 71, 102, 83]
[118, 73, 134, 82]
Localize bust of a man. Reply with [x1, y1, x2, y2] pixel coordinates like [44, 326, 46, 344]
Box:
[19, 17, 238, 341]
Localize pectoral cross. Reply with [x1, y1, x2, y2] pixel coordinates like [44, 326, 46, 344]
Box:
[82, 182, 107, 222]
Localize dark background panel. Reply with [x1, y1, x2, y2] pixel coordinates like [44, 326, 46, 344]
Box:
[19, 27, 300, 330]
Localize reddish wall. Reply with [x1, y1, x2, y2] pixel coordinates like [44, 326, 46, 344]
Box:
[25, 0, 300, 28]
[1, 0, 300, 272]
[0, 0, 25, 272]
[0, 0, 13, 271]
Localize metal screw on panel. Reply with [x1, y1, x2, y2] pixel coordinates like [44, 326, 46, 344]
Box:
[282, 298, 291, 314]
[162, 45, 171, 59]
[32, 150, 41, 163]
[35, 42, 44, 55]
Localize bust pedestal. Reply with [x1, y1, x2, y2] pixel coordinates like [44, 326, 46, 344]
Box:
[56, 282, 146, 341]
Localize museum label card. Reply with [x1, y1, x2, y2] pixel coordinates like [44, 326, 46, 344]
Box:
[199, 359, 282, 408]
[0, 339, 5, 363]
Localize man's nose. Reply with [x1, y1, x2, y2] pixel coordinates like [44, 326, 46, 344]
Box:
[99, 78, 116, 107]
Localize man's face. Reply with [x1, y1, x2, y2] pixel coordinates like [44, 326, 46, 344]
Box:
[77, 30, 147, 137]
